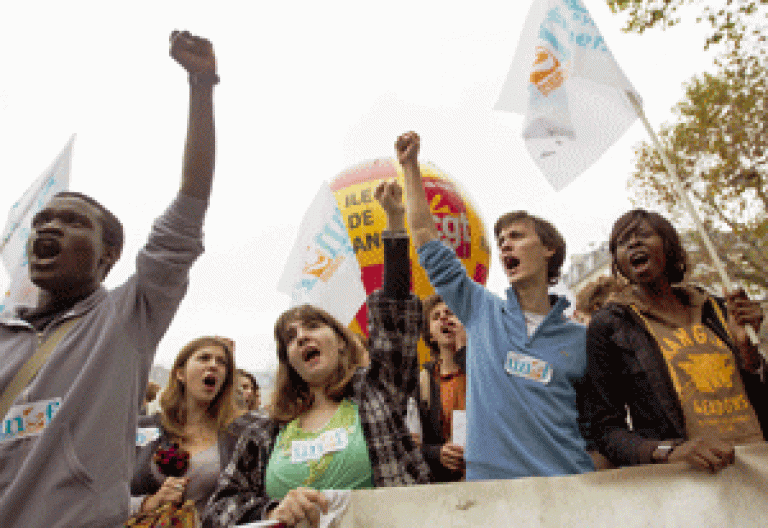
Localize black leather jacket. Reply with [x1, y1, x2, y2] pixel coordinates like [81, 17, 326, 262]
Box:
[583, 293, 767, 467]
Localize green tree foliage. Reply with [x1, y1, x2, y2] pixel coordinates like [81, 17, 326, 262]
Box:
[606, 0, 767, 51]
[629, 49, 768, 291]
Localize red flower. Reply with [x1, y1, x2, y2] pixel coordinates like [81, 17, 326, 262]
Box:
[154, 442, 190, 477]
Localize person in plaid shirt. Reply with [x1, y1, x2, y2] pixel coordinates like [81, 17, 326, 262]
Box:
[201, 181, 430, 528]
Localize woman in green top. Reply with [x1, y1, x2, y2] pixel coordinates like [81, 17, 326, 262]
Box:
[202, 181, 431, 528]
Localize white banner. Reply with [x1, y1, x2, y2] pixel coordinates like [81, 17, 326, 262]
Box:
[278, 182, 366, 326]
[338, 443, 768, 527]
[495, 0, 640, 190]
[0, 135, 74, 313]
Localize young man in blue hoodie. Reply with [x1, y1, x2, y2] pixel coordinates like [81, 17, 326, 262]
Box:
[398, 131, 595, 480]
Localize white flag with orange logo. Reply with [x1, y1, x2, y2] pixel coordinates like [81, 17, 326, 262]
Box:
[0, 135, 74, 313]
[495, 0, 640, 190]
[278, 182, 366, 325]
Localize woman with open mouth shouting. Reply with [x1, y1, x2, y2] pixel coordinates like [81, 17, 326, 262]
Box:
[584, 209, 768, 473]
[418, 294, 468, 482]
[202, 181, 431, 528]
[131, 336, 255, 518]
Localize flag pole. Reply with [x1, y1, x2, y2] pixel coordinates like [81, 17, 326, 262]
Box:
[625, 91, 762, 351]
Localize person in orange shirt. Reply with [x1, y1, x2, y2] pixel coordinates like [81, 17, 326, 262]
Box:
[418, 294, 467, 481]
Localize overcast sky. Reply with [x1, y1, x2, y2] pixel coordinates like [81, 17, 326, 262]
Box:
[0, 0, 716, 373]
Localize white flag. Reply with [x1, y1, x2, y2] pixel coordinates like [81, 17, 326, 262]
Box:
[278, 182, 366, 326]
[0, 135, 74, 313]
[495, 0, 640, 190]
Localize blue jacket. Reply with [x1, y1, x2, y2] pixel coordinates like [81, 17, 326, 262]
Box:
[418, 240, 594, 480]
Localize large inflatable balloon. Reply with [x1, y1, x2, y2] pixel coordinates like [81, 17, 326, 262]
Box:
[329, 158, 491, 364]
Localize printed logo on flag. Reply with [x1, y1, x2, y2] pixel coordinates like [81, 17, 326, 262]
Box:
[537, 0, 608, 64]
[495, 0, 640, 190]
[1, 136, 74, 313]
[278, 182, 367, 325]
[531, 46, 568, 96]
[530, 0, 614, 100]
[293, 209, 354, 299]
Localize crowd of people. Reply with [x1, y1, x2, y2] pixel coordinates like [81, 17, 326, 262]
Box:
[0, 31, 765, 528]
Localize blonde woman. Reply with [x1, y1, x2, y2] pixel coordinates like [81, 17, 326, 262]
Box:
[131, 336, 254, 516]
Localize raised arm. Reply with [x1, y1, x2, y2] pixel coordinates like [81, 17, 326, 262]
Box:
[374, 179, 409, 299]
[398, 131, 483, 326]
[366, 179, 422, 400]
[397, 132, 439, 249]
[169, 30, 217, 201]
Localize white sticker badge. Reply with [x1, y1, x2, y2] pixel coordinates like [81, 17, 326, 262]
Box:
[137, 427, 161, 447]
[1, 398, 62, 442]
[505, 352, 553, 384]
[291, 427, 349, 464]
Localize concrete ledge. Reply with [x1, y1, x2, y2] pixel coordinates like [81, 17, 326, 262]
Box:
[336, 443, 768, 528]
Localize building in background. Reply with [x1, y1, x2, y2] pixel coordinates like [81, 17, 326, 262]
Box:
[562, 241, 611, 295]
[564, 233, 768, 354]
[564, 231, 767, 298]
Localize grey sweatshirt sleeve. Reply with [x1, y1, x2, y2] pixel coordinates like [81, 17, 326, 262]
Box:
[136, 193, 207, 296]
[125, 193, 208, 351]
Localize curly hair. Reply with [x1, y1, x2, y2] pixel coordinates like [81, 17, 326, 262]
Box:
[271, 305, 366, 424]
[574, 276, 624, 315]
[159, 336, 239, 440]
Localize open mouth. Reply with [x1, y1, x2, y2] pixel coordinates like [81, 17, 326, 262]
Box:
[203, 374, 217, 388]
[440, 325, 455, 336]
[32, 238, 62, 260]
[629, 253, 649, 268]
[503, 256, 521, 273]
[303, 347, 321, 362]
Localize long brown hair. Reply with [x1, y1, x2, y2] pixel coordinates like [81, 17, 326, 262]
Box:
[160, 336, 239, 440]
[271, 305, 366, 424]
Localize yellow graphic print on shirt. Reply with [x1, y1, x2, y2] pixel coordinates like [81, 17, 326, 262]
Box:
[636, 312, 763, 445]
[655, 324, 729, 402]
[678, 353, 734, 393]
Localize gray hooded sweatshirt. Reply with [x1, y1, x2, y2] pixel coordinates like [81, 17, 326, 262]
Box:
[0, 194, 206, 527]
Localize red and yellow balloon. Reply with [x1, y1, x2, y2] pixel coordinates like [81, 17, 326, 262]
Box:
[329, 158, 491, 364]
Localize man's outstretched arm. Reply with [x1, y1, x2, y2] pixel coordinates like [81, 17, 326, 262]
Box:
[399, 131, 482, 325]
[170, 30, 217, 202]
[397, 131, 438, 248]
